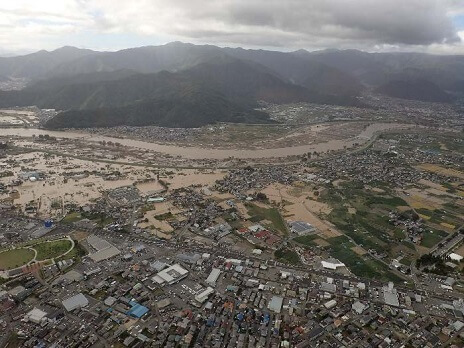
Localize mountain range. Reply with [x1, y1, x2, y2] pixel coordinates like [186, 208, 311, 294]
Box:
[0, 42, 463, 128]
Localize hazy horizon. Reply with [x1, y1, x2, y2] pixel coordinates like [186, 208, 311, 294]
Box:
[5, 40, 464, 59]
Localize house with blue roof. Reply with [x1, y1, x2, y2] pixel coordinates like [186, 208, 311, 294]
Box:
[126, 300, 149, 318]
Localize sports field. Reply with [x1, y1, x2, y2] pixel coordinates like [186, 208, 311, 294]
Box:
[0, 248, 35, 270]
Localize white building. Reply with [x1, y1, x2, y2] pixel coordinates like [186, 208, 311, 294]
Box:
[382, 282, 399, 307]
[324, 299, 337, 309]
[321, 259, 346, 270]
[352, 301, 369, 314]
[62, 293, 89, 312]
[87, 235, 120, 262]
[449, 253, 463, 262]
[195, 287, 215, 303]
[268, 296, 284, 313]
[225, 258, 242, 265]
[25, 308, 48, 324]
[205, 268, 221, 287]
[152, 264, 189, 286]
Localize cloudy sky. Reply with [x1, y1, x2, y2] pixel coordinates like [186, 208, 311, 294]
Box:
[1, 0, 464, 55]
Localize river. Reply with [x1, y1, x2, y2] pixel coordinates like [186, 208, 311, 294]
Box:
[0, 123, 413, 160]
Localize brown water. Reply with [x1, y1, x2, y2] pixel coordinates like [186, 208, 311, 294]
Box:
[0, 123, 412, 160]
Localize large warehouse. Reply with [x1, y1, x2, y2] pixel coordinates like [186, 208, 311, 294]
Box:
[152, 264, 189, 286]
[205, 268, 221, 287]
[62, 293, 89, 312]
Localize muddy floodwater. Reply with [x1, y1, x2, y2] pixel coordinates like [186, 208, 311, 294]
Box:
[0, 123, 413, 160]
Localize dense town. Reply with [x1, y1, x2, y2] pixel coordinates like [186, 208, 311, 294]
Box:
[0, 99, 463, 348]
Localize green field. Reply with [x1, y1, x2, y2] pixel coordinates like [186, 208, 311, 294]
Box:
[55, 241, 86, 262]
[81, 211, 114, 227]
[321, 184, 418, 256]
[62, 212, 83, 223]
[416, 206, 462, 225]
[246, 203, 288, 235]
[294, 234, 318, 247]
[275, 248, 300, 264]
[420, 229, 448, 248]
[0, 248, 35, 270]
[34, 240, 73, 261]
[325, 236, 402, 282]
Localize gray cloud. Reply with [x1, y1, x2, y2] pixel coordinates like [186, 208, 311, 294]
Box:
[162, 0, 460, 46]
[0, 0, 462, 53]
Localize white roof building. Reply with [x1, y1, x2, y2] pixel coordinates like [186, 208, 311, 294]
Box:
[249, 225, 264, 232]
[62, 293, 89, 312]
[321, 260, 346, 270]
[153, 264, 189, 285]
[8, 285, 26, 297]
[449, 253, 463, 262]
[452, 321, 464, 331]
[89, 246, 121, 262]
[324, 299, 337, 309]
[225, 258, 242, 265]
[206, 268, 221, 287]
[320, 282, 337, 293]
[26, 308, 48, 324]
[382, 282, 399, 307]
[104, 296, 117, 306]
[87, 235, 120, 262]
[352, 301, 369, 314]
[195, 287, 215, 303]
[87, 235, 112, 251]
[268, 296, 284, 313]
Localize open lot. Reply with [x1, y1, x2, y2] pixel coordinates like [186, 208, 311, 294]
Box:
[262, 182, 339, 239]
[0, 248, 35, 270]
[34, 239, 73, 261]
[275, 248, 300, 264]
[246, 202, 288, 235]
[416, 163, 464, 180]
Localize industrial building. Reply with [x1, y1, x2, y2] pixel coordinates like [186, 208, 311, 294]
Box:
[268, 296, 283, 313]
[87, 234, 121, 262]
[194, 287, 215, 304]
[321, 259, 346, 270]
[324, 299, 337, 309]
[382, 282, 399, 307]
[352, 301, 369, 314]
[62, 293, 89, 312]
[126, 301, 149, 318]
[289, 220, 316, 235]
[25, 307, 48, 324]
[152, 263, 189, 285]
[205, 268, 221, 287]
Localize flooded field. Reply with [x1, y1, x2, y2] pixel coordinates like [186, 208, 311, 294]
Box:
[262, 183, 342, 239]
[0, 149, 231, 220]
[0, 116, 24, 125]
[135, 181, 165, 194]
[0, 122, 413, 160]
[0, 109, 39, 126]
[0, 152, 144, 217]
[164, 170, 226, 190]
